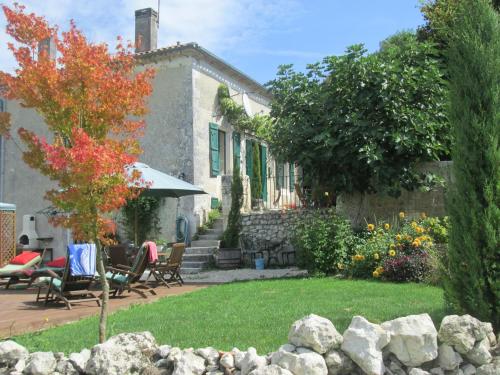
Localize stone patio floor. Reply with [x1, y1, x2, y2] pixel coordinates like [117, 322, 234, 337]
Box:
[181, 267, 308, 284]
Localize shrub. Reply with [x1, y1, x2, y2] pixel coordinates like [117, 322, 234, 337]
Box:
[293, 210, 355, 275]
[347, 214, 438, 283]
[221, 167, 244, 248]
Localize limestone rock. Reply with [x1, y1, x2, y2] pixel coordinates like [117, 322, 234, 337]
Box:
[271, 347, 327, 375]
[324, 349, 355, 375]
[171, 350, 206, 375]
[461, 364, 477, 375]
[476, 359, 500, 375]
[55, 358, 78, 375]
[409, 369, 431, 375]
[465, 339, 492, 366]
[248, 364, 294, 375]
[438, 316, 493, 354]
[233, 348, 246, 369]
[430, 368, 445, 375]
[24, 352, 57, 375]
[288, 314, 343, 354]
[85, 332, 158, 375]
[438, 344, 463, 370]
[220, 352, 235, 369]
[68, 348, 90, 373]
[382, 314, 438, 367]
[0, 341, 29, 367]
[156, 345, 172, 359]
[241, 348, 268, 375]
[195, 347, 220, 366]
[341, 316, 390, 375]
[388, 358, 407, 375]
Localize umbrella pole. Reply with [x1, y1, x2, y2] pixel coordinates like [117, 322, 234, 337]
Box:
[134, 202, 138, 246]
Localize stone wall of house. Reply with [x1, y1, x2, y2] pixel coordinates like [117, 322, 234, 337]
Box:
[336, 161, 453, 228]
[1, 313, 497, 375]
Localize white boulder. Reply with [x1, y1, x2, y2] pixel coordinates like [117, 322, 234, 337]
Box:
[438, 344, 463, 370]
[324, 349, 355, 375]
[249, 364, 294, 375]
[68, 348, 90, 373]
[465, 338, 492, 366]
[288, 314, 343, 354]
[438, 315, 493, 354]
[0, 340, 29, 367]
[220, 352, 235, 369]
[341, 316, 390, 375]
[171, 350, 206, 375]
[241, 347, 268, 375]
[382, 314, 438, 367]
[409, 369, 431, 375]
[85, 332, 158, 375]
[461, 363, 477, 375]
[271, 347, 327, 375]
[24, 352, 56, 375]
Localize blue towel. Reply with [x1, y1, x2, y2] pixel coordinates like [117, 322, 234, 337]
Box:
[69, 244, 96, 276]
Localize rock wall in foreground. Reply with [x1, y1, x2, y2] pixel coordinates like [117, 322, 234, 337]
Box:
[0, 313, 498, 375]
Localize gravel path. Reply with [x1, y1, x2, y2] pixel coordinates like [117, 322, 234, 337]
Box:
[182, 267, 308, 284]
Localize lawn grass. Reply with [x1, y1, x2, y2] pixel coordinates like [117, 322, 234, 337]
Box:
[15, 278, 445, 354]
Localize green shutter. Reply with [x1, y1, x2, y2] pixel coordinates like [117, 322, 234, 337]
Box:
[289, 162, 295, 192]
[0, 99, 4, 112]
[232, 132, 241, 170]
[209, 123, 219, 177]
[245, 139, 253, 178]
[261, 145, 267, 200]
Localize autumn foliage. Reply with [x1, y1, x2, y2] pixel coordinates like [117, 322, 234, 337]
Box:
[0, 3, 154, 244]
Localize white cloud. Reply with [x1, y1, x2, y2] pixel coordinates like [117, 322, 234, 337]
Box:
[0, 0, 302, 72]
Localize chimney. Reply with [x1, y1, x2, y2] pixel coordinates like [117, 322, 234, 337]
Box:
[135, 8, 158, 53]
[38, 36, 56, 60]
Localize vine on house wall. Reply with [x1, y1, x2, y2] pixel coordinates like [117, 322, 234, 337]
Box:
[122, 196, 162, 245]
[217, 84, 271, 140]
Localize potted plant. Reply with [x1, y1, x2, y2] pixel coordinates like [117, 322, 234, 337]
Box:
[216, 166, 244, 269]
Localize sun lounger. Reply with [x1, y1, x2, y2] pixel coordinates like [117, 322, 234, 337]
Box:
[0, 251, 44, 289]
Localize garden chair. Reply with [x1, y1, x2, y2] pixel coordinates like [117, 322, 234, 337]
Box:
[147, 243, 185, 287]
[39, 244, 100, 310]
[0, 250, 48, 289]
[105, 244, 130, 269]
[106, 242, 156, 298]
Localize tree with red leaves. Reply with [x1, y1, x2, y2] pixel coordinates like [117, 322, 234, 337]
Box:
[0, 3, 154, 342]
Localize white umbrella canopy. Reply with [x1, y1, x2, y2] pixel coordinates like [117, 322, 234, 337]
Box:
[127, 162, 207, 198]
[126, 162, 207, 245]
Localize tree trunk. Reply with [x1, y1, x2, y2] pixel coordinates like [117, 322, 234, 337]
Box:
[95, 240, 109, 343]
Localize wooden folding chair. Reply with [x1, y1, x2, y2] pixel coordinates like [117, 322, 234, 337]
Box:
[39, 245, 100, 310]
[148, 243, 185, 287]
[106, 243, 156, 298]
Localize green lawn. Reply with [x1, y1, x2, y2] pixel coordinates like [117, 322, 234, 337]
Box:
[16, 278, 445, 354]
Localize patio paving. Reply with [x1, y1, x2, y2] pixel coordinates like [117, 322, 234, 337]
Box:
[0, 284, 207, 339]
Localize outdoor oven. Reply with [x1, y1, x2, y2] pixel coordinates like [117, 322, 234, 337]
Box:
[18, 214, 40, 250]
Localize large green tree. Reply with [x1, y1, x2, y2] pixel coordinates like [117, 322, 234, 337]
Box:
[266, 33, 450, 197]
[445, 0, 499, 329]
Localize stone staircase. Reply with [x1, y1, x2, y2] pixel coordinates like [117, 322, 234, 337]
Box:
[181, 218, 223, 274]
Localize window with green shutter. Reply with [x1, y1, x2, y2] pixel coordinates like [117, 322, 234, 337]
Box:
[289, 162, 295, 192]
[260, 145, 267, 200]
[209, 123, 219, 177]
[245, 139, 253, 178]
[232, 132, 241, 170]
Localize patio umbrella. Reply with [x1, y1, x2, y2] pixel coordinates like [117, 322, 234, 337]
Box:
[126, 162, 207, 244]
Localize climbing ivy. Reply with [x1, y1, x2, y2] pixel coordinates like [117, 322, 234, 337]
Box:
[122, 196, 162, 245]
[217, 84, 271, 139]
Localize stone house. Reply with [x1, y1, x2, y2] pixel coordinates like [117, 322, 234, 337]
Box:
[0, 8, 300, 259]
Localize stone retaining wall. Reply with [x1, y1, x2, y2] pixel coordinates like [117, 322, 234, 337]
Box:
[336, 161, 453, 228]
[240, 209, 329, 264]
[1, 313, 498, 375]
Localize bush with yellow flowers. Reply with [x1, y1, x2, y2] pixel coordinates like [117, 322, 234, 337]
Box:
[346, 213, 445, 283]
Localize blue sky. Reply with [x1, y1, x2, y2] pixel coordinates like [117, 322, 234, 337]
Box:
[0, 0, 424, 84]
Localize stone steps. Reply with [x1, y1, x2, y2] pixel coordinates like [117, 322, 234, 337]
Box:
[180, 218, 223, 274]
[190, 240, 220, 248]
